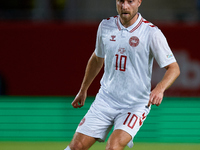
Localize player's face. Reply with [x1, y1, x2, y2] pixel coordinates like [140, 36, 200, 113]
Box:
[116, 0, 142, 27]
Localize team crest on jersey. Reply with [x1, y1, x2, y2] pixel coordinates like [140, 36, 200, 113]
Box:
[79, 117, 85, 126]
[129, 36, 139, 47]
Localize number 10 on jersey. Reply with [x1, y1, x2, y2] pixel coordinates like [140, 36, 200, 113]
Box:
[115, 54, 127, 72]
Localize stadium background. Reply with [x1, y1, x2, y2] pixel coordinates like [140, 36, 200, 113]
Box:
[0, 0, 200, 149]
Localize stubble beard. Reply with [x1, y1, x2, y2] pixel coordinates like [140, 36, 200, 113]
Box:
[120, 11, 138, 26]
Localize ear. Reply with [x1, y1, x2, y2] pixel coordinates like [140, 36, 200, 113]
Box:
[138, 0, 142, 7]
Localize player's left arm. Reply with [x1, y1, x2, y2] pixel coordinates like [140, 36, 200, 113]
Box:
[148, 62, 180, 107]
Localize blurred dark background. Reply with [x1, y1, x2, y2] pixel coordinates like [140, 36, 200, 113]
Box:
[0, 0, 200, 96]
[0, 0, 199, 22]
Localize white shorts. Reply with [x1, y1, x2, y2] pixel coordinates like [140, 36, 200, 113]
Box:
[76, 94, 150, 148]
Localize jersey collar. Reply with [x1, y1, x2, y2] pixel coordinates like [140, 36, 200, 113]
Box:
[117, 13, 143, 33]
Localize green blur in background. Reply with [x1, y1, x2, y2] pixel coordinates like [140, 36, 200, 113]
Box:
[0, 142, 200, 150]
[0, 96, 200, 149]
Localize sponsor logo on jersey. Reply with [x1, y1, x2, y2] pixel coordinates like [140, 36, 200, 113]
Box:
[79, 117, 85, 126]
[129, 36, 139, 47]
[118, 48, 126, 54]
[110, 35, 116, 41]
[167, 54, 173, 58]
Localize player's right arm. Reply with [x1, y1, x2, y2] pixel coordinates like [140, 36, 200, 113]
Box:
[71, 52, 104, 108]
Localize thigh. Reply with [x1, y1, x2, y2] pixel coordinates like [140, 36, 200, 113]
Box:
[113, 107, 150, 148]
[106, 129, 132, 150]
[76, 98, 116, 142]
[69, 132, 97, 150]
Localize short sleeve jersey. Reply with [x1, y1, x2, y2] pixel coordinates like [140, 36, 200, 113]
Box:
[95, 13, 176, 109]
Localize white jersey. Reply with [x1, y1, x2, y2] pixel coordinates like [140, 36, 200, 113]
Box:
[94, 13, 176, 109]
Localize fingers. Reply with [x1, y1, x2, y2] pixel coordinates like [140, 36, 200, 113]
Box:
[71, 101, 83, 108]
[147, 100, 151, 107]
[71, 93, 86, 108]
[148, 94, 162, 107]
[147, 93, 154, 107]
[80, 99, 85, 106]
[71, 102, 81, 108]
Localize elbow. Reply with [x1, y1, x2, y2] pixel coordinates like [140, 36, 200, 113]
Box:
[176, 63, 181, 78]
[177, 68, 180, 77]
[166, 62, 180, 79]
[173, 63, 180, 82]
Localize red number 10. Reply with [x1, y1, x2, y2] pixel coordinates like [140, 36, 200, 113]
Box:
[123, 112, 138, 129]
[115, 54, 127, 72]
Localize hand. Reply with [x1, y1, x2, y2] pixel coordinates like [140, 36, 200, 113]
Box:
[147, 88, 164, 107]
[71, 90, 87, 108]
